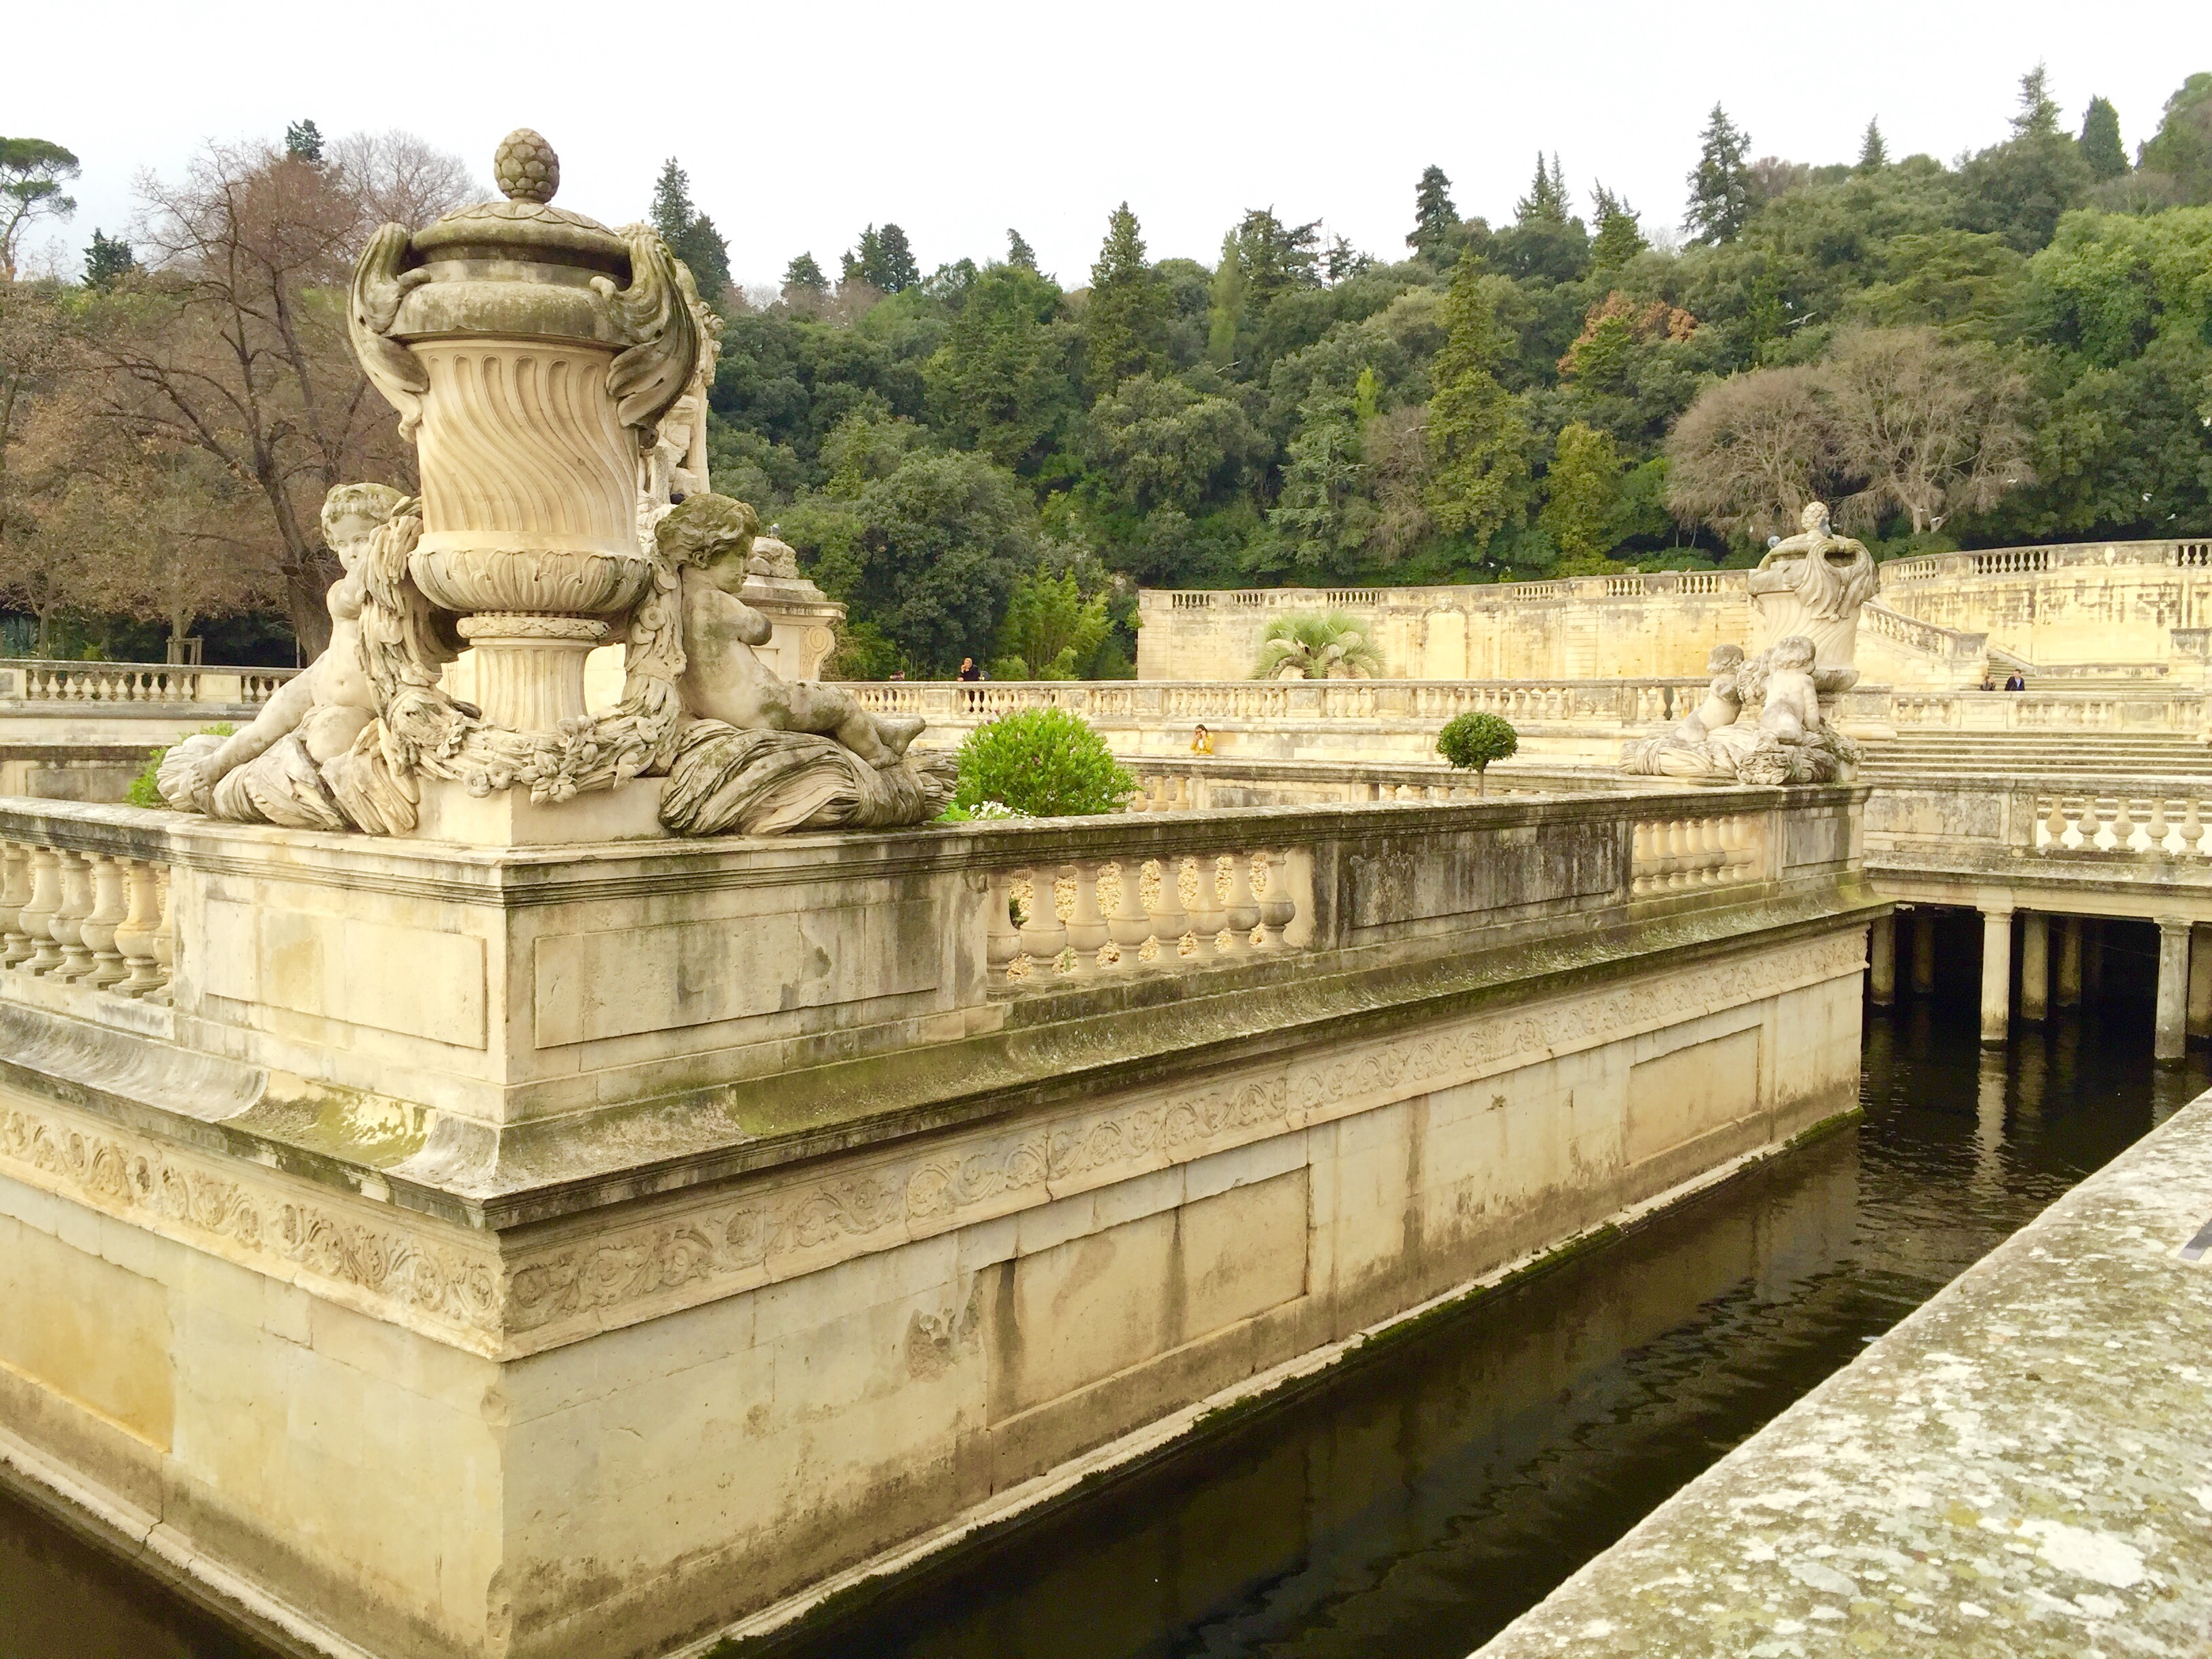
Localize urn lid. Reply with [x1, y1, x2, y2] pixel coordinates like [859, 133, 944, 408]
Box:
[408, 129, 629, 281]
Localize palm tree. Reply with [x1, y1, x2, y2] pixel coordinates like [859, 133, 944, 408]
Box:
[1252, 611, 1383, 680]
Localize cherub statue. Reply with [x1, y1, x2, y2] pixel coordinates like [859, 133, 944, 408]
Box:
[1620, 643, 1748, 778]
[654, 495, 920, 763]
[159, 483, 447, 829]
[1620, 634, 1855, 785]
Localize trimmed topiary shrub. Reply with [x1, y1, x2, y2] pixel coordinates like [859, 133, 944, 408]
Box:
[951, 707, 1135, 818]
[1435, 711, 1517, 794]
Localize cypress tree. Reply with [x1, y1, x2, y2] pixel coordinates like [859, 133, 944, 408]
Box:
[1085, 203, 1170, 390]
[2079, 96, 2127, 179]
[1006, 228, 1038, 269]
[1407, 164, 1460, 262]
[1685, 104, 1754, 244]
[1424, 255, 1532, 547]
[781, 251, 827, 292]
[1589, 185, 1645, 270]
[1856, 118, 1888, 173]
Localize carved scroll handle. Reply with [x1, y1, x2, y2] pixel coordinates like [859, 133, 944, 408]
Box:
[348, 223, 433, 441]
[596, 225, 702, 440]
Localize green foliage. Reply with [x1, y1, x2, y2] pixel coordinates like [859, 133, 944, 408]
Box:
[993, 560, 1111, 679]
[1435, 711, 1518, 784]
[1252, 611, 1381, 680]
[843, 224, 921, 293]
[924, 262, 1075, 472]
[0, 136, 79, 278]
[82, 228, 133, 291]
[1856, 119, 1888, 174]
[283, 120, 323, 164]
[1589, 185, 1645, 271]
[782, 251, 827, 293]
[2079, 98, 2128, 181]
[2139, 74, 2212, 204]
[1408, 165, 1460, 262]
[127, 723, 234, 809]
[1686, 104, 1754, 244]
[649, 158, 733, 302]
[952, 707, 1134, 817]
[1425, 259, 1533, 546]
[1538, 422, 1624, 569]
[1086, 203, 1172, 390]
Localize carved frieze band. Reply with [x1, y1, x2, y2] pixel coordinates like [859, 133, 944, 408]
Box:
[502, 930, 1866, 1349]
[0, 1101, 501, 1353]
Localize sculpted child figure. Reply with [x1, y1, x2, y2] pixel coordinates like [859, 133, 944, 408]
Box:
[161, 484, 414, 825]
[1757, 636, 1821, 743]
[657, 494, 922, 764]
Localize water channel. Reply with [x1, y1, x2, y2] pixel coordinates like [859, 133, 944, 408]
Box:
[5, 976, 2203, 1659]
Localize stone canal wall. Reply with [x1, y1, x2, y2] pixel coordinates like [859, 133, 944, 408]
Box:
[0, 788, 1877, 1659]
[1474, 1085, 2212, 1658]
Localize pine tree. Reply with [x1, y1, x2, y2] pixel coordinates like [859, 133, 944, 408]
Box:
[284, 120, 323, 165]
[1424, 256, 1532, 547]
[843, 224, 921, 293]
[1325, 234, 1368, 284]
[1407, 164, 1460, 261]
[782, 251, 827, 292]
[1086, 202, 1170, 390]
[1538, 422, 1624, 571]
[2013, 63, 2062, 140]
[1856, 119, 1888, 173]
[1685, 104, 1754, 245]
[1206, 230, 1246, 369]
[647, 159, 732, 302]
[2079, 96, 2127, 179]
[1589, 185, 1645, 270]
[1515, 153, 1570, 225]
[83, 227, 133, 289]
[1006, 228, 1037, 268]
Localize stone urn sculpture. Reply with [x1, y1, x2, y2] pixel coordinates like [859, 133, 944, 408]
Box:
[348, 129, 698, 731]
[1747, 501, 1879, 703]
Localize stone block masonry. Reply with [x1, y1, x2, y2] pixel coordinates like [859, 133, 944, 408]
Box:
[0, 787, 1877, 1659]
[1473, 1086, 2212, 1659]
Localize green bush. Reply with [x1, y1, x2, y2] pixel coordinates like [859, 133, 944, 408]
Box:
[952, 707, 1134, 818]
[1435, 711, 1517, 794]
[127, 723, 236, 810]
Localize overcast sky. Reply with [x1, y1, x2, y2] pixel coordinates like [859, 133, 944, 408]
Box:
[12, 1, 2209, 289]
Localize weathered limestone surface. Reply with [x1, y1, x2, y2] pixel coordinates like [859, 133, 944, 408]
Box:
[0, 787, 1875, 1659]
[1473, 1086, 2212, 1659]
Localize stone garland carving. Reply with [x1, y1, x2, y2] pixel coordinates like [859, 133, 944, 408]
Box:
[1620, 502, 1872, 785]
[499, 930, 1866, 1338]
[0, 1105, 501, 1345]
[164, 129, 947, 838]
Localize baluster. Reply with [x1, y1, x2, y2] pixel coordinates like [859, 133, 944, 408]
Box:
[986, 869, 1022, 974]
[1189, 854, 1229, 953]
[2186, 796, 2209, 857]
[0, 841, 29, 966]
[1700, 816, 1725, 883]
[1256, 851, 1294, 948]
[1147, 857, 1190, 957]
[113, 860, 163, 996]
[2108, 796, 2135, 853]
[1662, 819, 1688, 890]
[2042, 796, 2066, 851]
[2061, 798, 2087, 850]
[1065, 863, 1109, 974]
[49, 851, 94, 980]
[2149, 796, 2175, 856]
[145, 865, 175, 1004]
[19, 848, 62, 972]
[1223, 851, 1260, 950]
[82, 855, 129, 988]
[1018, 865, 1068, 968]
[1107, 859, 1149, 968]
[1632, 822, 1652, 895]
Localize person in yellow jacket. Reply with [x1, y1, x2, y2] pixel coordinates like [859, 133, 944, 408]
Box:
[1190, 723, 1213, 755]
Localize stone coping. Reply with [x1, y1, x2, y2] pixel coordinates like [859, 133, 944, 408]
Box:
[1473, 1087, 2212, 1659]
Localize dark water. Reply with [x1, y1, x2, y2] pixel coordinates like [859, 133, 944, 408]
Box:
[3, 989, 2200, 1659]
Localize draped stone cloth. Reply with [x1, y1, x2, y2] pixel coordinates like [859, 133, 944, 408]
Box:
[658, 722, 954, 838]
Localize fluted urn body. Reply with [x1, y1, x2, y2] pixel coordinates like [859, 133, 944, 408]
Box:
[350, 131, 698, 730]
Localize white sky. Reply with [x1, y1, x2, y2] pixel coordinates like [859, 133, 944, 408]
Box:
[13, 1, 2210, 289]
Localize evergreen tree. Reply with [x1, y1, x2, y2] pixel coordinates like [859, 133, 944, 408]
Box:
[2138, 73, 2212, 203]
[1086, 203, 1170, 390]
[1685, 104, 1754, 245]
[1324, 234, 1368, 284]
[284, 120, 323, 165]
[1424, 256, 1532, 547]
[2013, 63, 2062, 140]
[2079, 96, 2127, 180]
[842, 224, 920, 293]
[1006, 228, 1037, 269]
[782, 251, 827, 292]
[1268, 391, 1364, 578]
[1589, 185, 1645, 270]
[82, 228, 133, 289]
[1407, 164, 1459, 262]
[648, 158, 733, 302]
[1515, 154, 1570, 224]
[1538, 422, 1623, 571]
[1205, 230, 1246, 369]
[1856, 119, 1888, 173]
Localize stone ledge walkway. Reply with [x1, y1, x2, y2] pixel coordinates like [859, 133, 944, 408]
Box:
[1472, 1088, 2212, 1658]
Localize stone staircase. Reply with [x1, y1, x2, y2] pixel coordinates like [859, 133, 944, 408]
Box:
[1861, 729, 2212, 781]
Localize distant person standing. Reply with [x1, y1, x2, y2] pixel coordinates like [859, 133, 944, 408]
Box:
[957, 657, 981, 682]
[2006, 672, 2026, 691]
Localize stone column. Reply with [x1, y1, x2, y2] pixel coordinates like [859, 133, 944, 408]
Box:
[2056, 917, 2083, 1008]
[2156, 918, 2191, 1062]
[2086, 920, 2105, 1000]
[2020, 913, 2049, 1023]
[1868, 914, 1896, 1007]
[1979, 907, 2013, 1045]
[1910, 910, 1937, 996]
[2190, 924, 2212, 1040]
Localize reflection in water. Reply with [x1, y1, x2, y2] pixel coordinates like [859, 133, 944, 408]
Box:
[1, 1000, 2197, 1659]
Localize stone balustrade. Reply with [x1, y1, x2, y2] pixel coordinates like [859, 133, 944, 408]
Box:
[1864, 687, 2207, 731]
[1860, 600, 1986, 664]
[984, 844, 1300, 985]
[2028, 789, 2212, 857]
[0, 658, 296, 707]
[1880, 538, 2212, 585]
[0, 806, 175, 1004]
[1151, 571, 1754, 611]
[1630, 811, 1767, 895]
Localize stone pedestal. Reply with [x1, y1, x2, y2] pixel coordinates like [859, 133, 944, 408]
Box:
[411, 774, 666, 847]
[453, 615, 608, 730]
